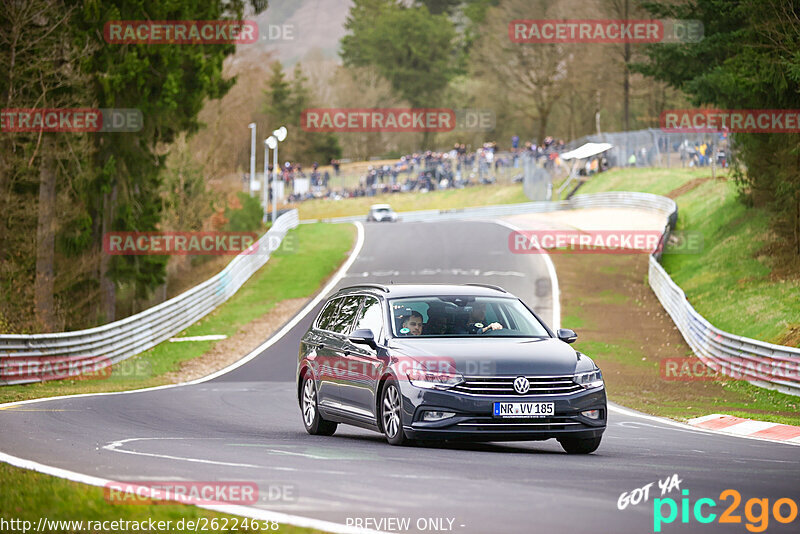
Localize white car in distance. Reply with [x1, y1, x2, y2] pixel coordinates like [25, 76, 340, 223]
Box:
[367, 204, 399, 222]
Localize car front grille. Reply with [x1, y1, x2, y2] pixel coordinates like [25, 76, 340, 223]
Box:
[455, 415, 582, 431]
[451, 375, 582, 397]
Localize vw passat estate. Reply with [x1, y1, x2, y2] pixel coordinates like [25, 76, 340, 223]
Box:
[296, 284, 606, 453]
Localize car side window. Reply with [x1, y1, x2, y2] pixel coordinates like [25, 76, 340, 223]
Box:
[329, 295, 363, 335]
[316, 298, 341, 331]
[354, 296, 383, 341]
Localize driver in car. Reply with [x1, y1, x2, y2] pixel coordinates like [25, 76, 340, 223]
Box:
[466, 302, 503, 334]
[401, 312, 424, 336]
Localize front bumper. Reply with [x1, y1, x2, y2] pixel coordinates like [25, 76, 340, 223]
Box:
[399, 381, 607, 442]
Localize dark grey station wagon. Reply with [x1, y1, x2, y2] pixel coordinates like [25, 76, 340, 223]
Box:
[296, 283, 606, 453]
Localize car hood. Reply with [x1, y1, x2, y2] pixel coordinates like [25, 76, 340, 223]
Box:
[388, 337, 593, 376]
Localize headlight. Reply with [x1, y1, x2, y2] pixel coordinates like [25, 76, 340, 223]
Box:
[574, 369, 604, 389]
[422, 411, 456, 421]
[406, 369, 464, 390]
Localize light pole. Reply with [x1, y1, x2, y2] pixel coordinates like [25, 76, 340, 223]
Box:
[266, 136, 277, 224]
[262, 139, 270, 222]
[266, 136, 278, 224]
[270, 126, 287, 223]
[248, 123, 256, 197]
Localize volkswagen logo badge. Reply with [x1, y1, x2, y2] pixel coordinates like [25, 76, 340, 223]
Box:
[513, 376, 530, 394]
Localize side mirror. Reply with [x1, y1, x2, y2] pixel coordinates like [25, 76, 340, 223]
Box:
[349, 328, 377, 349]
[557, 328, 578, 344]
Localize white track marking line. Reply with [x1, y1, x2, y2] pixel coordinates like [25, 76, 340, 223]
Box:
[492, 217, 798, 448]
[257, 449, 333, 460]
[0, 222, 382, 534]
[186, 221, 365, 383]
[0, 221, 365, 411]
[0, 218, 794, 459]
[609, 403, 800, 447]
[102, 438, 263, 469]
[0, 450, 386, 534]
[0, 216, 796, 534]
[0, 382, 184, 410]
[104, 437, 336, 463]
[491, 219, 560, 331]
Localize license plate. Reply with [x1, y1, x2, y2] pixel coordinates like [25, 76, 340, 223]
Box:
[493, 402, 554, 418]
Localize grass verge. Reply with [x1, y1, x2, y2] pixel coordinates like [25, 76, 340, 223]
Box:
[575, 166, 710, 196]
[0, 223, 356, 405]
[553, 165, 800, 424]
[578, 166, 800, 346]
[0, 462, 321, 534]
[553, 253, 800, 426]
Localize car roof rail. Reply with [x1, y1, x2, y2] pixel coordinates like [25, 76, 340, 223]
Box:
[464, 283, 507, 293]
[339, 284, 390, 293]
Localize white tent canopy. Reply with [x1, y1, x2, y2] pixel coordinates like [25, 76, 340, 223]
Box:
[560, 142, 614, 161]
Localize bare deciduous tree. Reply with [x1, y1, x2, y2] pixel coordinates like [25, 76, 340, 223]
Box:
[470, 0, 574, 143]
[1, 0, 94, 332]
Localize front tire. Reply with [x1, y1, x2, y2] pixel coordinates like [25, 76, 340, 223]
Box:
[301, 376, 337, 436]
[558, 436, 602, 454]
[380, 379, 409, 446]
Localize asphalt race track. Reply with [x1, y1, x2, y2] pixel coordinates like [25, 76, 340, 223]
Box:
[1, 220, 798, 534]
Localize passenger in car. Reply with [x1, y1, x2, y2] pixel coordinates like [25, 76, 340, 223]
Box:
[465, 302, 503, 334]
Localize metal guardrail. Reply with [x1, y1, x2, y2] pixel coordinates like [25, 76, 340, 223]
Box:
[4, 193, 797, 393]
[307, 191, 799, 395]
[648, 257, 800, 395]
[616, 196, 800, 396]
[0, 210, 300, 385]
[302, 191, 677, 225]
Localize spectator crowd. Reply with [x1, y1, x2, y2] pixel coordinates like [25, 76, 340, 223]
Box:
[256, 132, 724, 206]
[279, 136, 578, 203]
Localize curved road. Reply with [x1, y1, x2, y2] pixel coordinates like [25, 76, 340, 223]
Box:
[1, 220, 798, 533]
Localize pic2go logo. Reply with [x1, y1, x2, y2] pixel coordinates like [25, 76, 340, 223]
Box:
[653, 489, 798, 532]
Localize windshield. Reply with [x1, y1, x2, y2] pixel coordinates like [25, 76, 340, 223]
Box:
[389, 296, 549, 338]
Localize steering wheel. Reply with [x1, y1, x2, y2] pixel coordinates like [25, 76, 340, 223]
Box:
[475, 322, 503, 335]
[482, 327, 508, 336]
